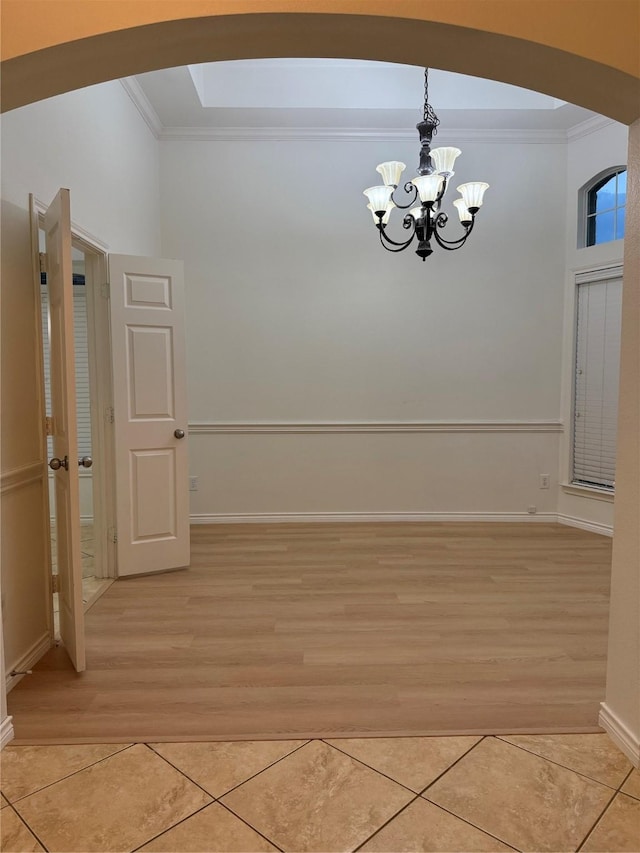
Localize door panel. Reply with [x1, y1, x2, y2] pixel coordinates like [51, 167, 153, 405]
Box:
[109, 254, 189, 576]
[39, 190, 86, 672]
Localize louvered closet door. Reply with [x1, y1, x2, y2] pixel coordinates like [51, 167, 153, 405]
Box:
[38, 190, 86, 672]
[573, 276, 622, 489]
[41, 286, 92, 459]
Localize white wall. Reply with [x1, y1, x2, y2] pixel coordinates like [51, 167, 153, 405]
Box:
[0, 80, 160, 698]
[558, 119, 629, 532]
[161, 136, 567, 519]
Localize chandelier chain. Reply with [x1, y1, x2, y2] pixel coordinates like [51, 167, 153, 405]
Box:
[423, 68, 440, 133]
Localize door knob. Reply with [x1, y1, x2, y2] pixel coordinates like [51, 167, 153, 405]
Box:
[78, 456, 93, 468]
[174, 428, 185, 439]
[49, 456, 69, 470]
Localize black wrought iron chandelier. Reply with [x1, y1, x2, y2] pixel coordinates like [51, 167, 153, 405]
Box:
[363, 68, 489, 261]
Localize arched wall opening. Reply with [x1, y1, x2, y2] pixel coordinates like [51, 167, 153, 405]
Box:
[1, 4, 638, 761]
[2, 10, 639, 122]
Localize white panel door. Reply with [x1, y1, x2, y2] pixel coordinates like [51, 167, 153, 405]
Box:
[109, 254, 190, 576]
[40, 190, 86, 671]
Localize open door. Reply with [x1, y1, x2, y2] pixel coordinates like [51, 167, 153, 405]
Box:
[108, 254, 190, 576]
[38, 190, 86, 672]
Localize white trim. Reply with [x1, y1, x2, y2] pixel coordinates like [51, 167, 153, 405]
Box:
[33, 197, 109, 253]
[191, 512, 559, 525]
[5, 632, 52, 693]
[159, 126, 567, 144]
[575, 263, 624, 284]
[566, 115, 616, 142]
[599, 702, 640, 767]
[561, 483, 615, 502]
[0, 717, 14, 750]
[557, 514, 613, 536]
[188, 420, 563, 436]
[119, 77, 163, 139]
[0, 461, 43, 495]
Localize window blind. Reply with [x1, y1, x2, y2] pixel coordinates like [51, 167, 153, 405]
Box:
[41, 284, 92, 458]
[573, 276, 622, 489]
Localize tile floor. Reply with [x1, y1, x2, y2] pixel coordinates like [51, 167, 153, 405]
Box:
[1, 733, 638, 852]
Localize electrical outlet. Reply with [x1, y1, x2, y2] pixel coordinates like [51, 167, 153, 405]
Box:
[189, 475, 198, 491]
[527, 505, 537, 514]
[539, 474, 550, 489]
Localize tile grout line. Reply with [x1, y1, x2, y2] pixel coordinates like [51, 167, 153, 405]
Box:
[351, 792, 423, 852]
[5, 801, 50, 853]
[575, 785, 620, 851]
[129, 800, 214, 853]
[419, 795, 522, 853]
[320, 740, 419, 795]
[617, 766, 639, 799]
[418, 737, 524, 853]
[419, 735, 487, 796]
[134, 741, 299, 853]
[142, 743, 216, 800]
[3, 743, 135, 806]
[332, 735, 520, 853]
[494, 734, 632, 791]
[216, 798, 285, 852]
[213, 739, 311, 800]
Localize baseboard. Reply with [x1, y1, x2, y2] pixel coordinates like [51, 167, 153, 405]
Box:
[0, 716, 15, 749]
[557, 514, 613, 536]
[190, 511, 558, 524]
[5, 631, 52, 693]
[599, 702, 640, 767]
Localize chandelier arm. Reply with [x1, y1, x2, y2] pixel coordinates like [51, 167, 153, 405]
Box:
[432, 216, 476, 250]
[378, 226, 416, 253]
[390, 182, 419, 210]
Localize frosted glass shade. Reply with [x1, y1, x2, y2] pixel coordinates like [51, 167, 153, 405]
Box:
[456, 182, 489, 211]
[367, 202, 394, 224]
[376, 161, 406, 187]
[363, 185, 394, 213]
[408, 206, 425, 221]
[411, 174, 444, 203]
[430, 147, 461, 177]
[453, 198, 472, 224]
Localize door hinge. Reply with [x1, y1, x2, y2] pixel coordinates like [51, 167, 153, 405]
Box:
[108, 527, 118, 544]
[104, 406, 115, 424]
[51, 574, 60, 593]
[39, 252, 48, 274]
[101, 282, 110, 299]
[45, 416, 54, 436]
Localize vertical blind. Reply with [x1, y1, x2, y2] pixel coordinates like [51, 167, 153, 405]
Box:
[41, 283, 92, 458]
[573, 275, 622, 489]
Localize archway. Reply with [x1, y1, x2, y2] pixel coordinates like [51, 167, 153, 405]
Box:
[1, 1, 638, 763]
[1, 4, 639, 121]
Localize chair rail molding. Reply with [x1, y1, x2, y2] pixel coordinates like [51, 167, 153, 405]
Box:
[188, 420, 564, 435]
[0, 461, 44, 495]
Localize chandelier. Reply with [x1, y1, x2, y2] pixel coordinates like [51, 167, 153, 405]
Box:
[363, 68, 489, 261]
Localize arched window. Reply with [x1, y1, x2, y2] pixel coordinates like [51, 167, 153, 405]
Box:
[581, 167, 627, 247]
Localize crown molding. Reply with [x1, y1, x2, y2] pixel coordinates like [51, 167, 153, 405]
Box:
[119, 75, 612, 146]
[159, 126, 567, 144]
[120, 77, 163, 139]
[188, 420, 563, 435]
[566, 115, 615, 142]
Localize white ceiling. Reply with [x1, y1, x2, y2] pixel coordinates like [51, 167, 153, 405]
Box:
[134, 60, 598, 133]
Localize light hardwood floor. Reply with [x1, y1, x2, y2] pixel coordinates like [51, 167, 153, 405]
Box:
[8, 523, 612, 743]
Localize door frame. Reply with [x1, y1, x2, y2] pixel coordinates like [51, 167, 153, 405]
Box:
[33, 198, 117, 614]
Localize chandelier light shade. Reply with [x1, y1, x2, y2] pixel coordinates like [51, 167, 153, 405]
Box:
[375, 161, 406, 187]
[367, 202, 395, 224]
[363, 68, 489, 261]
